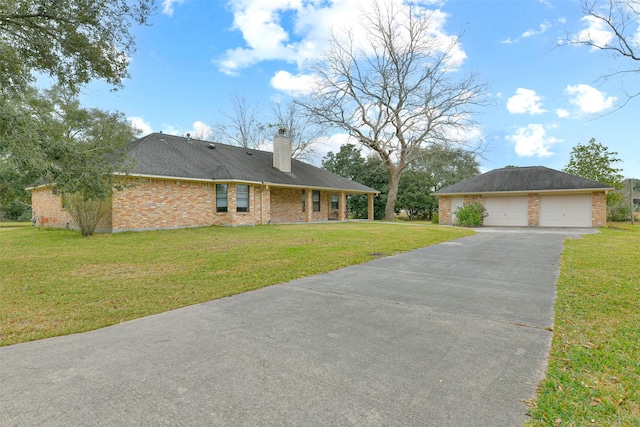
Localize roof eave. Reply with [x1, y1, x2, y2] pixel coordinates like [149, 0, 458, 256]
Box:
[435, 187, 614, 196]
[116, 173, 378, 194]
[25, 183, 52, 191]
[264, 181, 378, 194]
[116, 172, 263, 186]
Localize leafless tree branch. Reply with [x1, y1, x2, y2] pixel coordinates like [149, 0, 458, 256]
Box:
[296, 1, 488, 219]
[564, 0, 640, 104]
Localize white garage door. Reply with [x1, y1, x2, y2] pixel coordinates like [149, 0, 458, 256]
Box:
[451, 196, 464, 224]
[483, 196, 528, 226]
[540, 194, 592, 227]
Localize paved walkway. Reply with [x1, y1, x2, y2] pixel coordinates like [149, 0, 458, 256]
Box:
[0, 228, 596, 426]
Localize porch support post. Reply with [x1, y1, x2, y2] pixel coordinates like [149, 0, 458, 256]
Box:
[260, 185, 271, 225]
[339, 192, 347, 221]
[306, 188, 313, 222]
[367, 193, 374, 220]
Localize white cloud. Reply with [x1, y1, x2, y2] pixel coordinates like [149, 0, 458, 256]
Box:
[507, 124, 560, 158]
[217, 0, 466, 90]
[270, 70, 319, 96]
[311, 133, 370, 165]
[192, 121, 214, 140]
[565, 84, 617, 114]
[321, 134, 356, 159]
[128, 116, 152, 135]
[502, 20, 551, 44]
[576, 15, 614, 49]
[633, 25, 640, 49]
[556, 108, 570, 118]
[506, 88, 546, 115]
[160, 121, 214, 140]
[162, 0, 185, 17]
[217, 0, 314, 75]
[522, 21, 550, 38]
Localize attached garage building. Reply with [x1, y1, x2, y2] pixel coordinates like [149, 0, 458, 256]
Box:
[435, 166, 613, 228]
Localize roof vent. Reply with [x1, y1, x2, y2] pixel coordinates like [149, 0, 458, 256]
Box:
[208, 143, 216, 149]
[246, 151, 252, 155]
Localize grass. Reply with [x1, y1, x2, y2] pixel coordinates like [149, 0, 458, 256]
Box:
[525, 223, 640, 426]
[0, 222, 473, 346]
[0, 221, 31, 229]
[4, 221, 638, 423]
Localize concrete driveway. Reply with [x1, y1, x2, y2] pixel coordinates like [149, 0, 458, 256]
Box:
[0, 227, 596, 426]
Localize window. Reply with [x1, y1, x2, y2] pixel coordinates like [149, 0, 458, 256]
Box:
[312, 190, 320, 212]
[236, 184, 249, 213]
[61, 193, 69, 210]
[301, 189, 306, 212]
[52, 188, 69, 209]
[216, 184, 228, 213]
[331, 194, 339, 210]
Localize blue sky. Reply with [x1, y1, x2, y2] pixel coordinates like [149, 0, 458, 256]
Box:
[79, 0, 639, 178]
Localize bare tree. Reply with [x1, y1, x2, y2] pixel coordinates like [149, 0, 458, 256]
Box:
[296, 2, 487, 220]
[215, 94, 265, 149]
[269, 101, 324, 161]
[65, 193, 110, 237]
[566, 0, 640, 103]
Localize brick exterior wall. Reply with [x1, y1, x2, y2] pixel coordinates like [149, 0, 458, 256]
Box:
[528, 193, 540, 226]
[112, 179, 216, 231]
[439, 196, 452, 225]
[271, 188, 307, 223]
[30, 178, 374, 232]
[591, 191, 607, 227]
[270, 188, 336, 223]
[30, 187, 74, 229]
[112, 179, 271, 230]
[314, 191, 333, 221]
[211, 184, 268, 227]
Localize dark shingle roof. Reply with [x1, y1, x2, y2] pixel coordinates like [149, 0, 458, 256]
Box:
[434, 166, 613, 195]
[121, 133, 377, 193]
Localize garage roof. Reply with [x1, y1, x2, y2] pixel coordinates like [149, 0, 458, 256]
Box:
[434, 166, 613, 195]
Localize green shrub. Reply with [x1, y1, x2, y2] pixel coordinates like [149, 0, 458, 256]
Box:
[65, 193, 109, 237]
[454, 202, 487, 226]
[608, 205, 630, 222]
[431, 212, 439, 224]
[0, 201, 31, 222]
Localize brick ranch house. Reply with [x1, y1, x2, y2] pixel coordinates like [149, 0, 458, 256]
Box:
[29, 132, 379, 232]
[434, 166, 613, 227]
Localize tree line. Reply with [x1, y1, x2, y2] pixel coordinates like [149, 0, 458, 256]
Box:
[322, 143, 480, 220]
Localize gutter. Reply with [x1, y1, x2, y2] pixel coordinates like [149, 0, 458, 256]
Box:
[113, 173, 379, 195]
[434, 187, 615, 196]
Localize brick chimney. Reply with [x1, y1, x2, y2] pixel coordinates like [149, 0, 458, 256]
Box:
[273, 128, 291, 173]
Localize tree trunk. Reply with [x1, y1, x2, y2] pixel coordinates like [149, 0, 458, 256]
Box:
[385, 170, 400, 221]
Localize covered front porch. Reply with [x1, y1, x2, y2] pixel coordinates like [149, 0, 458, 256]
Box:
[267, 186, 376, 224]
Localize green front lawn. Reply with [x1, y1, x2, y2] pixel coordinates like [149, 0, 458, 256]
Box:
[525, 224, 640, 426]
[3, 222, 638, 424]
[0, 222, 473, 346]
[0, 221, 31, 229]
